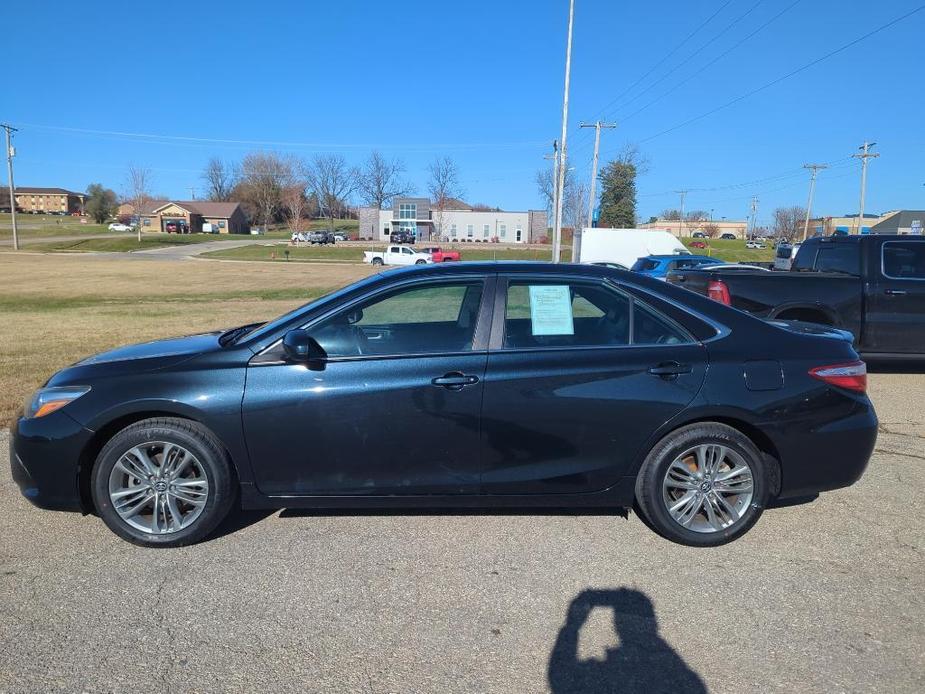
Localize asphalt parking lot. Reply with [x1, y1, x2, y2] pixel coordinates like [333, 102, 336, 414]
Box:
[1, 371, 923, 693]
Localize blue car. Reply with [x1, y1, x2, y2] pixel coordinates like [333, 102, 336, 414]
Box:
[631, 254, 724, 280]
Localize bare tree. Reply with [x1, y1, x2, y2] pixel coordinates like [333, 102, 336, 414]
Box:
[614, 143, 651, 176]
[537, 166, 575, 220]
[357, 151, 412, 209]
[306, 154, 358, 232]
[281, 183, 308, 234]
[202, 158, 237, 201]
[238, 152, 296, 233]
[564, 178, 589, 234]
[772, 206, 807, 242]
[702, 222, 721, 239]
[684, 210, 709, 236]
[659, 209, 681, 221]
[428, 156, 464, 241]
[125, 164, 152, 242]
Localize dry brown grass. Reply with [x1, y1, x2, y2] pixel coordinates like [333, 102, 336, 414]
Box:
[0, 255, 374, 423]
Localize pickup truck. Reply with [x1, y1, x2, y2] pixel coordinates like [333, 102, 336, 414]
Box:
[419, 246, 461, 262]
[363, 245, 434, 266]
[666, 234, 925, 359]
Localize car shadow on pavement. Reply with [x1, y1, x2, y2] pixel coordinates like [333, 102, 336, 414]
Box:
[867, 360, 925, 374]
[548, 588, 707, 694]
[209, 508, 276, 540]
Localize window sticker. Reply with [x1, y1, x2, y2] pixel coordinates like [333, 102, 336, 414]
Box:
[529, 285, 574, 336]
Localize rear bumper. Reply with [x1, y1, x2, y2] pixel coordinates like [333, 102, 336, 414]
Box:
[10, 410, 92, 512]
[775, 398, 878, 499]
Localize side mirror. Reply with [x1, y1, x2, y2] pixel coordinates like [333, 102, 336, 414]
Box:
[283, 329, 327, 366]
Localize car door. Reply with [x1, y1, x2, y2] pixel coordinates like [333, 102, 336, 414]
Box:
[480, 275, 707, 495]
[242, 275, 493, 496]
[866, 240, 925, 353]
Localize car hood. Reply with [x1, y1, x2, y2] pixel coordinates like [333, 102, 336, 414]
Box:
[76, 331, 223, 366]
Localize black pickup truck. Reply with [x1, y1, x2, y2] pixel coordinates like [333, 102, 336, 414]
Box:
[666, 234, 925, 359]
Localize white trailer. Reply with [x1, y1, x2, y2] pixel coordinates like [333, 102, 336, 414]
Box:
[578, 228, 687, 269]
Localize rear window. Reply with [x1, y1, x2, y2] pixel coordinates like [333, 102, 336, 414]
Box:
[632, 259, 660, 271]
[882, 241, 925, 279]
[814, 244, 859, 275]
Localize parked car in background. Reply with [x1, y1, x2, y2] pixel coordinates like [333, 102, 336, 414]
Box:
[665, 234, 925, 359]
[12, 262, 878, 548]
[692, 231, 706, 239]
[107, 223, 133, 232]
[689, 241, 707, 249]
[774, 243, 801, 270]
[631, 254, 724, 280]
[333, 233, 348, 242]
[720, 233, 738, 240]
[363, 245, 433, 266]
[309, 231, 336, 245]
[389, 230, 415, 244]
[419, 247, 461, 262]
[745, 241, 766, 249]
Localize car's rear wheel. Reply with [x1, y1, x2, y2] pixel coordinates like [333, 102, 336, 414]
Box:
[91, 417, 236, 548]
[635, 423, 768, 546]
[415, 259, 427, 265]
[372, 257, 383, 266]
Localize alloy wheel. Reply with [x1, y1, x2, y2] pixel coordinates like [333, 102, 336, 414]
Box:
[661, 444, 754, 534]
[108, 441, 209, 535]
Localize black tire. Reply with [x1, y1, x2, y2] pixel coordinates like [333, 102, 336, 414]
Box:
[634, 422, 768, 547]
[91, 417, 237, 548]
[415, 259, 427, 265]
[372, 257, 383, 266]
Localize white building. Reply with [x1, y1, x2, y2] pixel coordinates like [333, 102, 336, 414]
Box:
[358, 197, 547, 244]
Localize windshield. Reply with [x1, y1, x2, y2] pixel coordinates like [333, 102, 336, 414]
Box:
[632, 258, 660, 271]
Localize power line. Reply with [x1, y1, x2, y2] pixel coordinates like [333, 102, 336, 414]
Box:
[638, 4, 925, 144]
[10, 122, 547, 152]
[620, 0, 803, 124]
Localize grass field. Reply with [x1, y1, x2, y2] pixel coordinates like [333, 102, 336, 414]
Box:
[0, 255, 373, 424]
[202, 243, 565, 263]
[0, 213, 111, 238]
[26, 234, 225, 253]
[680, 237, 776, 263]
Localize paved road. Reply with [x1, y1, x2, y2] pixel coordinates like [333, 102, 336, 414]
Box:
[0, 233, 122, 248]
[1, 373, 923, 693]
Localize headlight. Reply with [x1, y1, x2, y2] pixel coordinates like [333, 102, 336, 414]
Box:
[25, 386, 91, 419]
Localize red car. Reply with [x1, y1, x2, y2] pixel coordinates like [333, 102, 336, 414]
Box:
[689, 241, 707, 249]
[420, 246, 460, 262]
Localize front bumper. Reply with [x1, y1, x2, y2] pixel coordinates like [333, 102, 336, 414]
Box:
[10, 409, 93, 512]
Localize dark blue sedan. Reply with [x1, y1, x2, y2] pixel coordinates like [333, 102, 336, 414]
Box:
[11, 262, 877, 547]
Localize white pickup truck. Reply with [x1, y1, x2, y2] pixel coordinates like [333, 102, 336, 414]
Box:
[363, 245, 433, 266]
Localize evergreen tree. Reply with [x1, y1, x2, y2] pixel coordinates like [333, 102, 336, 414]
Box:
[597, 160, 637, 228]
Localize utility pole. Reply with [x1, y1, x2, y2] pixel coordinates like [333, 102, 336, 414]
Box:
[675, 190, 688, 238]
[543, 140, 559, 247]
[801, 164, 828, 241]
[852, 141, 879, 235]
[553, 0, 575, 264]
[748, 196, 759, 239]
[2, 124, 19, 251]
[574, 120, 617, 262]
[189, 186, 196, 200]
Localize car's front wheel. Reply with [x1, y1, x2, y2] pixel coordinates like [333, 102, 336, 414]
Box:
[635, 423, 768, 546]
[91, 417, 236, 547]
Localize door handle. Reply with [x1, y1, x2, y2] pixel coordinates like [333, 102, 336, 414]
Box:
[884, 289, 907, 296]
[431, 372, 480, 390]
[648, 362, 692, 377]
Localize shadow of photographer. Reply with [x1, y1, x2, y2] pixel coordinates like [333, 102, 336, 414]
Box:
[548, 588, 706, 694]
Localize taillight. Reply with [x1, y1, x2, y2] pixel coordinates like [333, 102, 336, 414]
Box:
[809, 361, 867, 393]
[707, 279, 731, 305]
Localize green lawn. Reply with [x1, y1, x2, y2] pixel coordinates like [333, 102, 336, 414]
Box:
[0, 213, 111, 237]
[26, 234, 223, 253]
[262, 219, 360, 239]
[202, 243, 564, 263]
[681, 238, 775, 263]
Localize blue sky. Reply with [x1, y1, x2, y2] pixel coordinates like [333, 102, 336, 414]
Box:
[3, 0, 924, 225]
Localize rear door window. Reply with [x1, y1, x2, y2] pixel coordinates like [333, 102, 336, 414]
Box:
[882, 241, 925, 279]
[503, 280, 692, 349]
[814, 244, 860, 275]
[632, 259, 660, 272]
